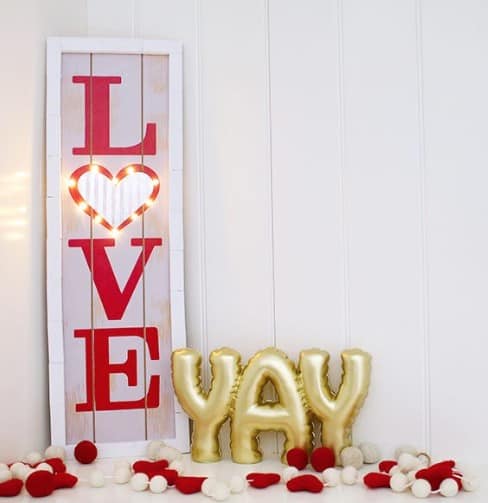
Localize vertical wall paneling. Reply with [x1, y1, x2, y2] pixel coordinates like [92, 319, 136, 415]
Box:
[3, 0, 488, 462]
[268, 0, 346, 391]
[199, 0, 276, 455]
[414, 0, 431, 454]
[0, 0, 87, 459]
[340, 0, 426, 451]
[198, 0, 274, 364]
[87, 0, 135, 37]
[134, 0, 206, 375]
[421, 0, 488, 464]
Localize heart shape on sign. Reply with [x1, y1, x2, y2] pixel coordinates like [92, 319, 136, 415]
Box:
[68, 163, 160, 232]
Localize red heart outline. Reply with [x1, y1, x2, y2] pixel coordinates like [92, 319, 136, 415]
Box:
[68, 163, 160, 231]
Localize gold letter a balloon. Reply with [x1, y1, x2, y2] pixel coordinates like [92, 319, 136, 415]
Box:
[230, 348, 312, 464]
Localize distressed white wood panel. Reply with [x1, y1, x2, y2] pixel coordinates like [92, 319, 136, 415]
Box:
[61, 53, 94, 443]
[199, 0, 276, 456]
[142, 54, 176, 439]
[268, 0, 346, 390]
[421, 0, 488, 464]
[134, 0, 205, 365]
[90, 53, 146, 442]
[341, 0, 426, 451]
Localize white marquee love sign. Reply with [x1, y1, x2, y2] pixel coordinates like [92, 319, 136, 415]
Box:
[46, 38, 188, 457]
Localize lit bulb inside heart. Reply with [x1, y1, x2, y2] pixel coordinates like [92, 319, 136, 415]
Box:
[68, 164, 160, 231]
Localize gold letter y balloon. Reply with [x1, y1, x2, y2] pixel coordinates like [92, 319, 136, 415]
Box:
[299, 348, 371, 462]
[171, 347, 241, 462]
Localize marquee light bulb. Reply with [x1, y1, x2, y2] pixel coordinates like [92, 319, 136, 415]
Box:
[68, 178, 76, 188]
[90, 164, 99, 173]
[94, 215, 102, 224]
[146, 199, 154, 207]
[152, 178, 159, 186]
[78, 202, 87, 211]
[113, 177, 118, 185]
[131, 213, 138, 221]
[111, 229, 120, 238]
[127, 166, 135, 175]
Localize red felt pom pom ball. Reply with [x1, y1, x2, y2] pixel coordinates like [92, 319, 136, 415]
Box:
[310, 447, 335, 472]
[74, 440, 98, 464]
[286, 448, 308, 470]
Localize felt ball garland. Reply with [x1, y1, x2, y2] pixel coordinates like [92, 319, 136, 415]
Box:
[363, 452, 479, 499]
[0, 440, 480, 500]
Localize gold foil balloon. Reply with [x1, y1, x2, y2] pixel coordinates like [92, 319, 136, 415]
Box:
[230, 347, 312, 464]
[299, 348, 371, 462]
[172, 346, 371, 464]
[171, 347, 241, 462]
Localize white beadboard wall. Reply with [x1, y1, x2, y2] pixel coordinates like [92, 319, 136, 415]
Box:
[0, 0, 486, 463]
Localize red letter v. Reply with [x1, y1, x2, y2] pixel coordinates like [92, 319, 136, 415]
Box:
[68, 238, 162, 320]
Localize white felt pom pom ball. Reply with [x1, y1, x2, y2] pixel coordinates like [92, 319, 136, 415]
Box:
[20, 468, 34, 481]
[147, 440, 165, 460]
[89, 469, 105, 488]
[359, 442, 380, 464]
[157, 445, 181, 463]
[24, 452, 42, 465]
[389, 465, 402, 475]
[114, 459, 130, 470]
[341, 466, 358, 485]
[169, 459, 184, 474]
[440, 478, 459, 497]
[462, 476, 480, 492]
[130, 473, 149, 492]
[10, 462, 28, 479]
[390, 473, 408, 492]
[395, 445, 418, 460]
[149, 475, 168, 493]
[407, 469, 418, 482]
[114, 467, 131, 485]
[213, 482, 231, 501]
[282, 466, 299, 483]
[412, 479, 431, 498]
[0, 470, 12, 483]
[322, 468, 341, 487]
[201, 477, 218, 497]
[398, 453, 421, 472]
[45, 445, 65, 460]
[229, 475, 246, 494]
[35, 463, 53, 474]
[340, 446, 364, 469]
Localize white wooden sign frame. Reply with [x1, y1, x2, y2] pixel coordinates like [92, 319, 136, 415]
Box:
[46, 37, 189, 458]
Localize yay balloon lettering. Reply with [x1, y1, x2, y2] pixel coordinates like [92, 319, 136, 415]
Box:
[171, 347, 371, 464]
